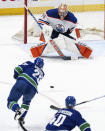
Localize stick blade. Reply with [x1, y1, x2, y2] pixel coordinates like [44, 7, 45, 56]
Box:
[18, 120, 28, 131]
[50, 105, 60, 110]
[41, 55, 71, 60]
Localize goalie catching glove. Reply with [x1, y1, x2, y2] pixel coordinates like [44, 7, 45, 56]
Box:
[75, 41, 92, 58]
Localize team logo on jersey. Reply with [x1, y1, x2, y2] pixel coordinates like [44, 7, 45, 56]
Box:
[55, 24, 65, 33]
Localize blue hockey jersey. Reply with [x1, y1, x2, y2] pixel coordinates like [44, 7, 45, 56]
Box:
[38, 8, 77, 33]
[46, 108, 91, 131]
[14, 61, 44, 92]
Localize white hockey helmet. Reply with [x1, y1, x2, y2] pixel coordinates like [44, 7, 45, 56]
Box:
[58, 3, 68, 20]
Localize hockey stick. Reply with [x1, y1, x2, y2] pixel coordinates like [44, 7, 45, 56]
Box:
[41, 55, 85, 60]
[75, 95, 105, 106]
[50, 95, 105, 110]
[0, 81, 60, 107]
[24, 5, 71, 60]
[18, 120, 28, 131]
[39, 92, 61, 107]
[50, 105, 61, 110]
[24, 5, 42, 30]
[49, 39, 71, 60]
[63, 34, 76, 41]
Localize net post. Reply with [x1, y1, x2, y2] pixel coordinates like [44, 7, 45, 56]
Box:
[104, 0, 105, 39]
[24, 0, 27, 44]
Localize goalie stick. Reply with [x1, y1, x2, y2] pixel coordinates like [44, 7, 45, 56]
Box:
[50, 95, 105, 110]
[41, 55, 86, 60]
[49, 39, 71, 60]
[24, 5, 42, 30]
[24, 5, 71, 60]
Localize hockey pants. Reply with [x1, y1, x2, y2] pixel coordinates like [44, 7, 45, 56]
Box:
[7, 79, 37, 118]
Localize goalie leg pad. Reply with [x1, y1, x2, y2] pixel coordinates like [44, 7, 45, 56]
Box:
[76, 43, 92, 58]
[30, 43, 47, 58]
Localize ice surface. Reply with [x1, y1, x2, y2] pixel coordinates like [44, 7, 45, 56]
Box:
[0, 11, 105, 131]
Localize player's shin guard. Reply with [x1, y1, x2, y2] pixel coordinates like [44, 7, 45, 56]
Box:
[75, 42, 92, 58]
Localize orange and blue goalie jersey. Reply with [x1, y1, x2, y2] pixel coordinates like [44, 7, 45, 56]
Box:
[38, 8, 77, 34]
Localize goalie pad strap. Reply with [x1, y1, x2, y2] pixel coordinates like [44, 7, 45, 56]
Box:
[76, 43, 92, 58]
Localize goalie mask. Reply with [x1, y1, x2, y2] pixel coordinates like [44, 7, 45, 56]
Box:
[58, 3, 68, 20]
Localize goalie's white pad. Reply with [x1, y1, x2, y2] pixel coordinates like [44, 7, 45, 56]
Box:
[62, 36, 92, 58]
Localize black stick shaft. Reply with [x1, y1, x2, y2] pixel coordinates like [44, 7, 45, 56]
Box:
[50, 95, 105, 110]
[75, 95, 105, 106]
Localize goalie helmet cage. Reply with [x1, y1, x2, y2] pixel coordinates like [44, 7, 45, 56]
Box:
[21, 0, 105, 44]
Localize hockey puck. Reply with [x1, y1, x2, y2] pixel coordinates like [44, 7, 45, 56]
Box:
[50, 86, 54, 88]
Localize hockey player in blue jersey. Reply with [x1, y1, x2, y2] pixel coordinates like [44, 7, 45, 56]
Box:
[7, 57, 44, 124]
[45, 96, 91, 131]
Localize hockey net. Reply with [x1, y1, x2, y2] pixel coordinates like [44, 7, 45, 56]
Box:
[12, 0, 56, 43]
[11, 0, 104, 43]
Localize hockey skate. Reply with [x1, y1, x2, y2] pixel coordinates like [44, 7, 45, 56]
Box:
[14, 108, 26, 121]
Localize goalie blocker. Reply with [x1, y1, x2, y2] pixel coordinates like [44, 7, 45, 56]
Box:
[30, 41, 92, 59]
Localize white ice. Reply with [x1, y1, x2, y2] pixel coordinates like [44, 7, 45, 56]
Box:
[0, 11, 105, 131]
